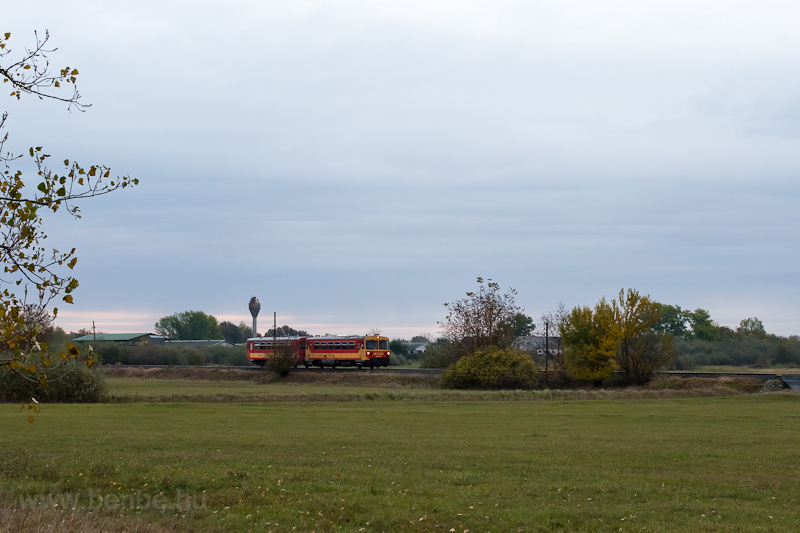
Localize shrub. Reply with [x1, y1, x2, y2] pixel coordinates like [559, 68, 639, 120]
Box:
[390, 352, 408, 366]
[205, 345, 248, 365]
[441, 346, 539, 390]
[266, 345, 296, 377]
[0, 361, 107, 403]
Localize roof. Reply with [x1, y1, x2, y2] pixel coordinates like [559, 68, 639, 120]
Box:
[73, 333, 162, 342]
[164, 340, 235, 348]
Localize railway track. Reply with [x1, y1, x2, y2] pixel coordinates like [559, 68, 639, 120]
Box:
[105, 365, 799, 381]
[106, 364, 445, 375]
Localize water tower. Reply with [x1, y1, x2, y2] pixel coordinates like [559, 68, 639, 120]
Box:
[248, 296, 261, 337]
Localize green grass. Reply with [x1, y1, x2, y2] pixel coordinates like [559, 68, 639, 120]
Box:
[2, 394, 799, 532]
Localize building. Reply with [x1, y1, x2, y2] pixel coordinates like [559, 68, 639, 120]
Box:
[72, 333, 166, 346]
[514, 335, 562, 355]
[164, 340, 235, 349]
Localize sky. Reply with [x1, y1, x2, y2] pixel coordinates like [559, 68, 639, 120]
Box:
[4, 1, 800, 338]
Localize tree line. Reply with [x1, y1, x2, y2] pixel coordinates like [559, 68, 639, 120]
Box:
[418, 278, 800, 389]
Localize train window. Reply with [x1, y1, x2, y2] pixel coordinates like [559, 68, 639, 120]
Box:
[379, 340, 389, 350]
[366, 340, 378, 350]
[334, 341, 341, 349]
[313, 341, 319, 349]
[300, 341, 306, 349]
[348, 341, 355, 349]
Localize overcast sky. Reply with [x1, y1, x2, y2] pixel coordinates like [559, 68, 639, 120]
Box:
[5, 1, 800, 338]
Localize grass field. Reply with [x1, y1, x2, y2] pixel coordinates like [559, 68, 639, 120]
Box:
[2, 383, 799, 532]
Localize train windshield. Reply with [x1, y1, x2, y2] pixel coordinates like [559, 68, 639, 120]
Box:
[365, 339, 388, 350]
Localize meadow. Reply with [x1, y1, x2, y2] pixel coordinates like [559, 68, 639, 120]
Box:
[1, 374, 798, 532]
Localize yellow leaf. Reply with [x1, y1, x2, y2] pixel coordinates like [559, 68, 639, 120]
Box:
[28, 415, 34, 424]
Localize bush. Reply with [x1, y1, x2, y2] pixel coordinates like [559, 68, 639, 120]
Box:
[266, 345, 296, 377]
[441, 346, 539, 390]
[205, 345, 248, 365]
[0, 361, 106, 403]
[390, 352, 408, 366]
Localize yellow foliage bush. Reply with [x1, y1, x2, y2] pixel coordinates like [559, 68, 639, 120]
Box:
[441, 346, 539, 390]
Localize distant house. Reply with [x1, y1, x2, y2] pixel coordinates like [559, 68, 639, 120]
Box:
[514, 335, 562, 355]
[164, 340, 235, 349]
[401, 342, 428, 355]
[72, 333, 166, 346]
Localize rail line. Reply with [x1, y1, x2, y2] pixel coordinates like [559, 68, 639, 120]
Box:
[105, 365, 800, 381]
[106, 365, 444, 375]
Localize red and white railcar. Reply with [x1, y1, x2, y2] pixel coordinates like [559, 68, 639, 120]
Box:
[246, 335, 390, 368]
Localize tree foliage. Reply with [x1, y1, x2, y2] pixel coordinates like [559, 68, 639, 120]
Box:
[439, 277, 522, 359]
[154, 311, 221, 340]
[614, 289, 674, 385]
[441, 345, 539, 390]
[510, 313, 535, 337]
[418, 338, 459, 369]
[220, 321, 253, 344]
[687, 308, 719, 341]
[0, 30, 137, 403]
[264, 324, 310, 337]
[737, 317, 766, 339]
[561, 299, 619, 383]
[389, 339, 409, 356]
[561, 289, 675, 385]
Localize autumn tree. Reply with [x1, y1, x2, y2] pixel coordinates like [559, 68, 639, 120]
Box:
[439, 277, 522, 359]
[0, 30, 137, 402]
[614, 289, 674, 385]
[155, 311, 221, 340]
[560, 299, 618, 383]
[562, 289, 675, 385]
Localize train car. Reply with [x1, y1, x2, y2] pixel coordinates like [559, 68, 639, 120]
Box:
[305, 335, 390, 368]
[246, 336, 307, 367]
[246, 334, 390, 369]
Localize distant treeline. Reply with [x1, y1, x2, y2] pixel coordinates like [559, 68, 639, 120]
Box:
[657, 305, 800, 369]
[94, 343, 248, 367]
[673, 336, 800, 369]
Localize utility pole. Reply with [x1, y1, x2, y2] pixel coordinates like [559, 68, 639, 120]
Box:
[545, 322, 549, 386]
[92, 321, 96, 344]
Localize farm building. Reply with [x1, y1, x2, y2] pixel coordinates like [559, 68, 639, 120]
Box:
[72, 333, 166, 346]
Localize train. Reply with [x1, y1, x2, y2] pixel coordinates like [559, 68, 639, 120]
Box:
[246, 334, 391, 368]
